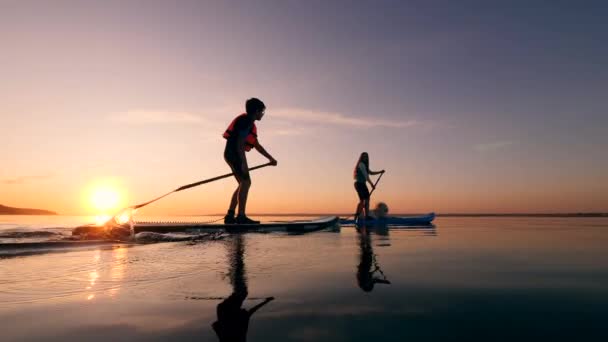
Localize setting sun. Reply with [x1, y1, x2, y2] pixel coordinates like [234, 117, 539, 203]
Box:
[90, 186, 123, 213]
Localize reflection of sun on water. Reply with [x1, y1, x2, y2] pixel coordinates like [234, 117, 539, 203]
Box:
[86, 250, 101, 301]
[83, 247, 128, 301]
[109, 247, 127, 298]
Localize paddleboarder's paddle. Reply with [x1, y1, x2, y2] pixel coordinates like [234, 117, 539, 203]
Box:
[352, 171, 385, 221]
[110, 163, 273, 224]
[369, 171, 385, 197]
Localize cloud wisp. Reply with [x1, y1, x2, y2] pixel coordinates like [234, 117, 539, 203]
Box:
[107, 107, 424, 137]
[110, 110, 204, 125]
[271, 128, 306, 136]
[272, 108, 419, 128]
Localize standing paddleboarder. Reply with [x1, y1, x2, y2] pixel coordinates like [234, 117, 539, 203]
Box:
[223, 98, 277, 224]
[353, 152, 384, 220]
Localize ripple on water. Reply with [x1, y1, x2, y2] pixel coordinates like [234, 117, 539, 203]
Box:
[1, 229, 362, 306]
[0, 240, 229, 306]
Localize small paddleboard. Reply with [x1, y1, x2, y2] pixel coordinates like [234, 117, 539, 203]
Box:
[340, 213, 435, 225]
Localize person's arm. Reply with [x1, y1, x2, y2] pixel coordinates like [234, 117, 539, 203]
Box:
[254, 141, 277, 165]
[369, 169, 386, 176]
[247, 296, 274, 316]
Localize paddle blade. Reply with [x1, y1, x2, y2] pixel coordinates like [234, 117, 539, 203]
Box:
[104, 208, 136, 228]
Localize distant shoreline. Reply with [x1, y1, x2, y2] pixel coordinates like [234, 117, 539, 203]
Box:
[0, 204, 57, 216]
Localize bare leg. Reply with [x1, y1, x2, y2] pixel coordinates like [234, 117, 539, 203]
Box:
[356, 200, 364, 217]
[364, 199, 370, 217]
[237, 179, 251, 216]
[229, 186, 239, 212]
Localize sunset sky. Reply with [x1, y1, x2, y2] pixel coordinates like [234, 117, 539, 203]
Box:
[1, 1, 607, 215]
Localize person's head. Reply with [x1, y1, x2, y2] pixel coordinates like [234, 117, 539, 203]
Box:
[354, 152, 370, 177]
[246, 98, 266, 120]
[358, 152, 369, 168]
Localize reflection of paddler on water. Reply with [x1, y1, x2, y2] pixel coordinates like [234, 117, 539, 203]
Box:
[212, 235, 274, 342]
[356, 226, 391, 292]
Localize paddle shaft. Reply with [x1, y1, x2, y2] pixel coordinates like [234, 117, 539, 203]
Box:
[132, 163, 273, 210]
[176, 162, 272, 191]
[368, 172, 384, 197]
[352, 172, 384, 220]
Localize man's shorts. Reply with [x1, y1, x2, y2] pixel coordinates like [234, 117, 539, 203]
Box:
[354, 182, 370, 200]
[224, 147, 250, 182]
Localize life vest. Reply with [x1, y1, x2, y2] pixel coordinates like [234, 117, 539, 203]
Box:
[223, 113, 257, 151]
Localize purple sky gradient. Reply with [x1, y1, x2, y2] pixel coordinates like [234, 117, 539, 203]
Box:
[1, 1, 607, 214]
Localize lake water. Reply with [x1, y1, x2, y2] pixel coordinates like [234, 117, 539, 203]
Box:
[1, 215, 607, 341]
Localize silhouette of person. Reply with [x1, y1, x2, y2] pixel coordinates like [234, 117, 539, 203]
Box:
[356, 226, 391, 292]
[223, 98, 278, 225]
[353, 152, 385, 220]
[212, 235, 274, 341]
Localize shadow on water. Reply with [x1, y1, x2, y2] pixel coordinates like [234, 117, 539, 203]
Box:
[212, 234, 274, 342]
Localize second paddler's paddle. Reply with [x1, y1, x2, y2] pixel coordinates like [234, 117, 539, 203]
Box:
[352, 171, 385, 221]
[368, 171, 385, 197]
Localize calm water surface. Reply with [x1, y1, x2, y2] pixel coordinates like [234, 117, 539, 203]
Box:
[1, 216, 607, 341]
